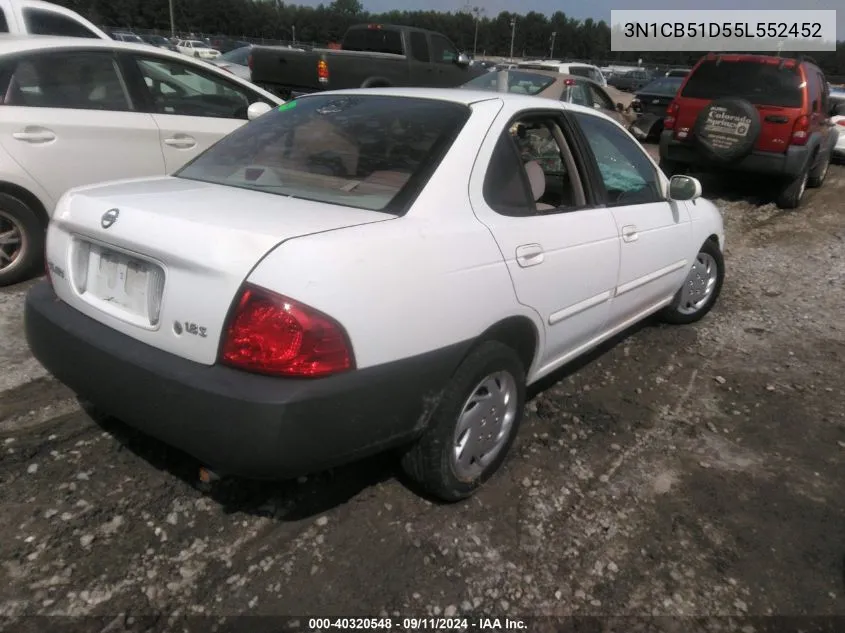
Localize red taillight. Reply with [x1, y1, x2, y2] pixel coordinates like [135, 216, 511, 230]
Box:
[563, 78, 575, 86]
[317, 59, 329, 84]
[664, 101, 680, 130]
[835, 119, 845, 127]
[220, 285, 354, 378]
[791, 115, 810, 145]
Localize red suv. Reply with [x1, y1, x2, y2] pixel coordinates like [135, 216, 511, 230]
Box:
[659, 54, 838, 209]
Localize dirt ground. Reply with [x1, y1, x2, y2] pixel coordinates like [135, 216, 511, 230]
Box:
[1, 156, 844, 630]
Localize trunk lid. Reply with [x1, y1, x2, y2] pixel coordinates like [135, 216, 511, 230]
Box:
[46, 176, 392, 365]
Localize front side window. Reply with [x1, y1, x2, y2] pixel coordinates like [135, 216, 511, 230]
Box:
[573, 112, 662, 206]
[430, 35, 458, 64]
[176, 95, 470, 213]
[567, 82, 591, 107]
[134, 57, 256, 119]
[1, 52, 130, 111]
[588, 84, 615, 110]
[410, 31, 429, 63]
[23, 8, 99, 38]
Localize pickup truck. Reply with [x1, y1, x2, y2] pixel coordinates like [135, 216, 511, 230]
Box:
[249, 23, 487, 99]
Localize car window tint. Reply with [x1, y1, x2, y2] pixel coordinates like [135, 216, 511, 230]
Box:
[430, 34, 457, 64]
[682, 60, 803, 108]
[568, 66, 591, 79]
[135, 57, 255, 119]
[568, 82, 591, 107]
[176, 95, 470, 213]
[410, 31, 429, 62]
[343, 29, 403, 55]
[484, 116, 582, 215]
[23, 8, 100, 38]
[573, 112, 662, 206]
[2, 53, 131, 111]
[589, 84, 614, 110]
[0, 8, 8, 33]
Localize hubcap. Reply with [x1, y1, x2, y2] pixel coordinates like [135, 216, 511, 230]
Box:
[676, 252, 719, 315]
[0, 211, 24, 271]
[452, 371, 518, 481]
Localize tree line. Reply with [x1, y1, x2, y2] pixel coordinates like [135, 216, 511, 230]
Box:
[52, 0, 844, 76]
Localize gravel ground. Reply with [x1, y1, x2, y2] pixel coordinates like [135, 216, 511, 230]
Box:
[1, 159, 844, 630]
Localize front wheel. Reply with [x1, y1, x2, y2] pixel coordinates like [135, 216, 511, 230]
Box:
[401, 341, 526, 502]
[0, 192, 43, 287]
[660, 239, 725, 325]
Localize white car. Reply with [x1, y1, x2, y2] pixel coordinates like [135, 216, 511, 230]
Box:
[518, 60, 607, 87]
[832, 90, 845, 161]
[25, 88, 725, 502]
[0, 0, 108, 39]
[0, 36, 282, 285]
[176, 39, 220, 60]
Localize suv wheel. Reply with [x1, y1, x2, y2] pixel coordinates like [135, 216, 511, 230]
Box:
[807, 153, 830, 188]
[775, 168, 809, 209]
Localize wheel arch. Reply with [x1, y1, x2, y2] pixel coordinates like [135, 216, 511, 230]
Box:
[470, 315, 540, 377]
[0, 181, 50, 229]
[360, 76, 392, 88]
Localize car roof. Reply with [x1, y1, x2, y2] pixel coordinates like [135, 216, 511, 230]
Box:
[0, 35, 197, 57]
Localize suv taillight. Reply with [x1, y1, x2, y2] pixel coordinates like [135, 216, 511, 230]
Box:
[220, 284, 354, 378]
[317, 59, 329, 84]
[664, 101, 680, 130]
[791, 115, 810, 145]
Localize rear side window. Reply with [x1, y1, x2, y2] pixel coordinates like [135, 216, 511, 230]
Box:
[410, 31, 429, 62]
[23, 8, 100, 38]
[176, 95, 470, 213]
[342, 28, 403, 55]
[682, 59, 803, 108]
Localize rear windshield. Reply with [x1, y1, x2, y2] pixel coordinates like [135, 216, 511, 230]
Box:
[220, 46, 251, 65]
[462, 70, 555, 96]
[342, 28, 403, 55]
[639, 76, 683, 95]
[567, 66, 592, 78]
[682, 59, 803, 107]
[176, 95, 470, 213]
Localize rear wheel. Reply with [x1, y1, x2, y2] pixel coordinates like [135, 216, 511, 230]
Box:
[775, 167, 809, 209]
[0, 193, 43, 287]
[401, 341, 526, 502]
[807, 152, 830, 188]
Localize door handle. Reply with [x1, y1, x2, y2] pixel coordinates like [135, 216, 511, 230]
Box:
[163, 134, 197, 149]
[515, 243, 544, 267]
[621, 225, 639, 243]
[12, 127, 56, 143]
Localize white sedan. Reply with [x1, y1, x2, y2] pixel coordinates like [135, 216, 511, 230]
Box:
[176, 39, 221, 60]
[0, 36, 282, 285]
[25, 88, 726, 501]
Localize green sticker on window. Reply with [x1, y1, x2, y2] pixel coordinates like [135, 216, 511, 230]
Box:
[278, 101, 297, 112]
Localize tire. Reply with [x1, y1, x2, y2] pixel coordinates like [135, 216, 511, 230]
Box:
[807, 152, 830, 188]
[660, 239, 725, 325]
[401, 341, 526, 502]
[692, 98, 761, 163]
[659, 158, 686, 177]
[0, 192, 43, 287]
[775, 166, 809, 209]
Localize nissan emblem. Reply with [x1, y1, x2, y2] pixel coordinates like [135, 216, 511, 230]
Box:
[101, 208, 120, 229]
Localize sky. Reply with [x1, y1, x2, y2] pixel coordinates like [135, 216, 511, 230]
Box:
[290, 0, 843, 40]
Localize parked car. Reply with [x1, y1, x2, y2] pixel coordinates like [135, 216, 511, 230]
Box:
[111, 31, 146, 44]
[0, 36, 281, 286]
[211, 45, 252, 81]
[462, 68, 629, 127]
[665, 68, 691, 78]
[831, 87, 845, 162]
[208, 36, 252, 54]
[25, 88, 725, 501]
[0, 0, 108, 38]
[142, 34, 178, 52]
[628, 76, 685, 141]
[249, 24, 487, 99]
[176, 39, 220, 60]
[608, 69, 654, 92]
[517, 60, 607, 87]
[659, 53, 839, 209]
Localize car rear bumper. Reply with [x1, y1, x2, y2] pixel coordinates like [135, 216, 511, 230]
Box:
[25, 281, 468, 480]
[659, 131, 810, 177]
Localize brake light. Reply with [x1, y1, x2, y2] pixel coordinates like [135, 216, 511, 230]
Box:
[220, 285, 354, 378]
[563, 78, 575, 86]
[791, 115, 810, 145]
[367, 24, 383, 29]
[836, 119, 845, 127]
[664, 101, 680, 130]
[317, 59, 329, 84]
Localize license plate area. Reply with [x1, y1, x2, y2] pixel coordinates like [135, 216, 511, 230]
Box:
[71, 239, 165, 328]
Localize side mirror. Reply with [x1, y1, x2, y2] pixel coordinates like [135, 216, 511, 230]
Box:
[668, 174, 702, 201]
[456, 53, 471, 67]
[247, 101, 273, 121]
